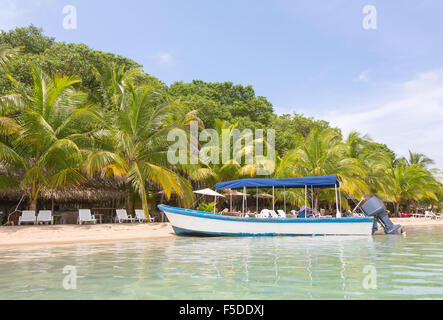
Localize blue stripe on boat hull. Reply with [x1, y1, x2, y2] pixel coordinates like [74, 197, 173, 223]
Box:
[159, 205, 373, 224]
[172, 226, 325, 237]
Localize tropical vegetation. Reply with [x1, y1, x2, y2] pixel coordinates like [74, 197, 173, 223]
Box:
[0, 26, 441, 220]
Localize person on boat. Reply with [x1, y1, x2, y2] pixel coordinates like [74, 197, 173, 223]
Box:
[298, 206, 312, 218]
[221, 201, 229, 211]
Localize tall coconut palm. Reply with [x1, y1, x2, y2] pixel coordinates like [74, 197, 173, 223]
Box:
[187, 118, 275, 185]
[0, 64, 97, 210]
[276, 128, 369, 211]
[344, 131, 395, 194]
[376, 158, 441, 216]
[85, 79, 197, 219]
[406, 151, 435, 168]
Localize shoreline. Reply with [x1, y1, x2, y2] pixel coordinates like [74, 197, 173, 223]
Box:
[0, 218, 441, 248]
[0, 223, 177, 248]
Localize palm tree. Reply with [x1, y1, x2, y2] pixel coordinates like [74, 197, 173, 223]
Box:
[276, 128, 369, 211]
[406, 151, 435, 168]
[0, 45, 21, 73]
[384, 161, 438, 214]
[376, 158, 441, 216]
[188, 118, 275, 185]
[344, 131, 395, 195]
[0, 64, 97, 210]
[85, 79, 197, 219]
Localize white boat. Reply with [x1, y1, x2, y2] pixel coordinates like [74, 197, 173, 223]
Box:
[158, 176, 402, 237]
[158, 205, 374, 236]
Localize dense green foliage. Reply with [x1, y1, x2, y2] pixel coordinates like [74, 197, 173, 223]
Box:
[0, 26, 441, 217]
[0, 25, 153, 97]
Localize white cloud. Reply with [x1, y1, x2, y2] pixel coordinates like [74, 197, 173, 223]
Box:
[0, 0, 27, 30]
[145, 52, 174, 67]
[353, 70, 371, 83]
[157, 52, 173, 65]
[0, 0, 56, 31]
[324, 70, 443, 170]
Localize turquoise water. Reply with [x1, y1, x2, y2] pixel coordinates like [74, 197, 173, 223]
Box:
[0, 225, 442, 300]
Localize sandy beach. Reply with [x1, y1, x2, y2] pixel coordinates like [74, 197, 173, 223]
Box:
[0, 223, 176, 247]
[0, 218, 441, 248]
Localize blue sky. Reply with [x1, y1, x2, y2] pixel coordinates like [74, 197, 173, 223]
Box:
[1, 0, 443, 171]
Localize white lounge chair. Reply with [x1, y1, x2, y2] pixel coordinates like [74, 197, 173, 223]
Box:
[18, 211, 36, 225]
[37, 210, 53, 225]
[78, 209, 96, 225]
[269, 210, 279, 218]
[134, 210, 147, 223]
[135, 209, 155, 223]
[115, 209, 135, 223]
[277, 210, 286, 218]
[259, 209, 270, 218]
[425, 211, 440, 220]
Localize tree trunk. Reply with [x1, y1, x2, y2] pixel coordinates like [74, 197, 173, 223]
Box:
[125, 184, 133, 214]
[395, 202, 401, 217]
[29, 196, 38, 212]
[141, 191, 150, 222]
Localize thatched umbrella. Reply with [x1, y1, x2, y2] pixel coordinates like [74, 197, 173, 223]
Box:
[224, 190, 248, 212]
[253, 193, 273, 213]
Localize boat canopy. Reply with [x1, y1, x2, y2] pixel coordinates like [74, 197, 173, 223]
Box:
[216, 175, 340, 191]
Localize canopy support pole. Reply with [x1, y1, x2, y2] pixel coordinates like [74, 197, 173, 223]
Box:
[230, 193, 232, 212]
[311, 186, 314, 214]
[305, 185, 307, 217]
[272, 186, 275, 211]
[243, 186, 246, 215]
[339, 185, 342, 214]
[284, 186, 286, 213]
[335, 184, 341, 218]
[245, 187, 248, 213]
[256, 187, 258, 214]
[214, 196, 217, 213]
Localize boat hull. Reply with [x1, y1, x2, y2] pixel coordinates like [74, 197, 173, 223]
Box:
[158, 205, 374, 237]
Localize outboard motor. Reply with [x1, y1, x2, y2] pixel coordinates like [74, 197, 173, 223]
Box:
[361, 197, 404, 235]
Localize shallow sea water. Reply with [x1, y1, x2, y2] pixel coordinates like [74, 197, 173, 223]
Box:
[0, 225, 442, 299]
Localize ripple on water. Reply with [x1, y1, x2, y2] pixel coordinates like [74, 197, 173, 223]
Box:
[0, 226, 443, 299]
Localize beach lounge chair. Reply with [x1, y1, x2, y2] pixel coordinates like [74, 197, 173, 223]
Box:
[78, 209, 96, 225]
[269, 210, 279, 218]
[425, 211, 440, 220]
[277, 210, 286, 218]
[135, 209, 155, 223]
[138, 209, 155, 223]
[413, 213, 424, 218]
[259, 209, 270, 218]
[134, 210, 147, 223]
[18, 211, 36, 225]
[37, 210, 53, 225]
[115, 209, 135, 223]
